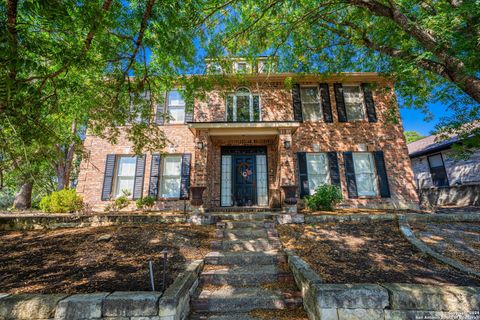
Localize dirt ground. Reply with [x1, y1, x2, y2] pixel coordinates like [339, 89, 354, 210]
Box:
[278, 221, 480, 286]
[0, 224, 214, 294]
[412, 222, 480, 272]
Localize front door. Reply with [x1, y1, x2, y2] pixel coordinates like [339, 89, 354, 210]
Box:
[233, 156, 256, 206]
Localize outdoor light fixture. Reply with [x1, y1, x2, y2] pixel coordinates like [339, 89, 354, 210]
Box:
[196, 141, 204, 150]
[284, 140, 291, 149]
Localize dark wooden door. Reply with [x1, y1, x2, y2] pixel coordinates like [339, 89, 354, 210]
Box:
[233, 156, 256, 206]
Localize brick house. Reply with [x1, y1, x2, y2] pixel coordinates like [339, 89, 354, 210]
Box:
[77, 59, 419, 211]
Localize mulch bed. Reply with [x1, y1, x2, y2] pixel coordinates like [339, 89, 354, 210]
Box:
[412, 222, 480, 272]
[0, 224, 214, 294]
[278, 221, 480, 286]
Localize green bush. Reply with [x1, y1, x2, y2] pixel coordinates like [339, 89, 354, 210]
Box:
[104, 190, 131, 212]
[135, 196, 156, 211]
[305, 184, 343, 211]
[39, 189, 84, 213]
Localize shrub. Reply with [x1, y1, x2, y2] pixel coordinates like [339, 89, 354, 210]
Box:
[136, 196, 156, 211]
[104, 190, 131, 212]
[39, 189, 84, 213]
[305, 184, 343, 211]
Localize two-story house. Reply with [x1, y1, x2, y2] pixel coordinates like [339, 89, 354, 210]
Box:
[77, 58, 419, 211]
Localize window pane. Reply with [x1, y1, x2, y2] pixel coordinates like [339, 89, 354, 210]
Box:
[302, 103, 321, 121]
[301, 87, 320, 104]
[168, 90, 185, 106]
[221, 155, 232, 206]
[253, 95, 260, 121]
[428, 154, 444, 168]
[307, 153, 330, 194]
[117, 157, 136, 176]
[353, 153, 377, 196]
[344, 86, 365, 121]
[161, 177, 181, 198]
[169, 106, 185, 123]
[115, 177, 134, 198]
[163, 156, 182, 175]
[236, 95, 250, 121]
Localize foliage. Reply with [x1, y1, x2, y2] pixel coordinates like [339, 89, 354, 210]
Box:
[198, 0, 480, 151]
[39, 189, 84, 213]
[404, 131, 425, 144]
[104, 190, 131, 212]
[305, 185, 343, 211]
[135, 196, 156, 211]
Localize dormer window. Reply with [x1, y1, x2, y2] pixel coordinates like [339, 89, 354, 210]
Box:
[208, 62, 223, 74]
[226, 87, 261, 122]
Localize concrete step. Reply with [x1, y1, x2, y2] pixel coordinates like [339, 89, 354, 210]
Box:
[190, 313, 262, 320]
[218, 221, 275, 229]
[201, 265, 293, 286]
[210, 213, 276, 221]
[205, 251, 286, 265]
[191, 288, 302, 313]
[212, 239, 281, 252]
[219, 228, 274, 240]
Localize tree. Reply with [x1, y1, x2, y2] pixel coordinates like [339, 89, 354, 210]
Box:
[404, 131, 425, 144]
[1, 0, 201, 208]
[197, 0, 479, 147]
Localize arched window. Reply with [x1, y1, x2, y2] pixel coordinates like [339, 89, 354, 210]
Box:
[226, 87, 261, 122]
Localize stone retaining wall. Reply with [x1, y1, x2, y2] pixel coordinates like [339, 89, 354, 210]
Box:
[418, 184, 480, 208]
[0, 214, 187, 231]
[0, 260, 203, 320]
[286, 251, 480, 320]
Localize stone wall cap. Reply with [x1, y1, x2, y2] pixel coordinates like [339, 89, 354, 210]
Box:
[313, 283, 389, 309]
[0, 293, 69, 320]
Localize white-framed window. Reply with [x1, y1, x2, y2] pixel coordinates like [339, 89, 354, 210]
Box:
[234, 62, 248, 73]
[352, 152, 378, 196]
[306, 153, 330, 194]
[160, 155, 182, 198]
[343, 85, 366, 121]
[130, 91, 150, 123]
[208, 62, 223, 74]
[226, 87, 261, 122]
[167, 90, 185, 124]
[114, 156, 137, 198]
[301, 86, 322, 121]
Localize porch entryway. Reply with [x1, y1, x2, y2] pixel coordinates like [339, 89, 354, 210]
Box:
[221, 146, 268, 207]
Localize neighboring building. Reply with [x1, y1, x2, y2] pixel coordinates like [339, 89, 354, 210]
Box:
[77, 58, 419, 211]
[408, 133, 480, 207]
[408, 135, 480, 188]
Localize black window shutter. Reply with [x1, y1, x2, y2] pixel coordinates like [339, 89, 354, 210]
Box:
[319, 83, 333, 123]
[132, 155, 146, 200]
[374, 151, 391, 197]
[148, 154, 161, 198]
[180, 153, 192, 199]
[327, 152, 341, 187]
[343, 152, 358, 198]
[184, 94, 193, 123]
[292, 84, 303, 121]
[362, 83, 377, 122]
[334, 83, 347, 122]
[101, 154, 116, 201]
[297, 152, 310, 198]
[155, 92, 166, 125]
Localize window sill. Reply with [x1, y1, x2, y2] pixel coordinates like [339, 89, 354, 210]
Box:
[157, 197, 183, 201]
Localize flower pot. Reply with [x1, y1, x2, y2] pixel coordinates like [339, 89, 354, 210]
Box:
[281, 185, 298, 205]
[190, 186, 206, 206]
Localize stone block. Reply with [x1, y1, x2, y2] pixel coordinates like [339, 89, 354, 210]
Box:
[384, 309, 479, 320]
[314, 284, 389, 309]
[383, 283, 480, 311]
[54, 293, 109, 319]
[0, 294, 68, 320]
[102, 292, 162, 317]
[276, 214, 304, 224]
[337, 308, 384, 320]
[318, 308, 338, 320]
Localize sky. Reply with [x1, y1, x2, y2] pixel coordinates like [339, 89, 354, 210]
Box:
[399, 101, 452, 137]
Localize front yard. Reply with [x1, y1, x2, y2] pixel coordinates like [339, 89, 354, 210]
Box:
[278, 220, 480, 285]
[0, 224, 214, 294]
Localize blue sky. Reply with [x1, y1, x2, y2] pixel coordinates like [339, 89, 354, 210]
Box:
[399, 102, 451, 136]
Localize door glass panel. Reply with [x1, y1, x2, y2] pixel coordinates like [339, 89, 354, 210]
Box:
[256, 155, 268, 206]
[221, 155, 233, 206]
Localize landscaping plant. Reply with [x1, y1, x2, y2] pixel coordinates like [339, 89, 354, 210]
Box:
[39, 189, 84, 213]
[305, 184, 343, 211]
[104, 190, 131, 212]
[135, 196, 156, 211]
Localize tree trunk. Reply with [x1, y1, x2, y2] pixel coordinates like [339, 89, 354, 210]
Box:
[13, 181, 33, 210]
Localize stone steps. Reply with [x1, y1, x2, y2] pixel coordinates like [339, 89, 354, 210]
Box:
[201, 265, 293, 286]
[190, 313, 263, 320]
[191, 287, 302, 313]
[219, 229, 272, 240]
[205, 251, 286, 265]
[212, 239, 281, 252]
[208, 213, 276, 221]
[219, 221, 275, 229]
